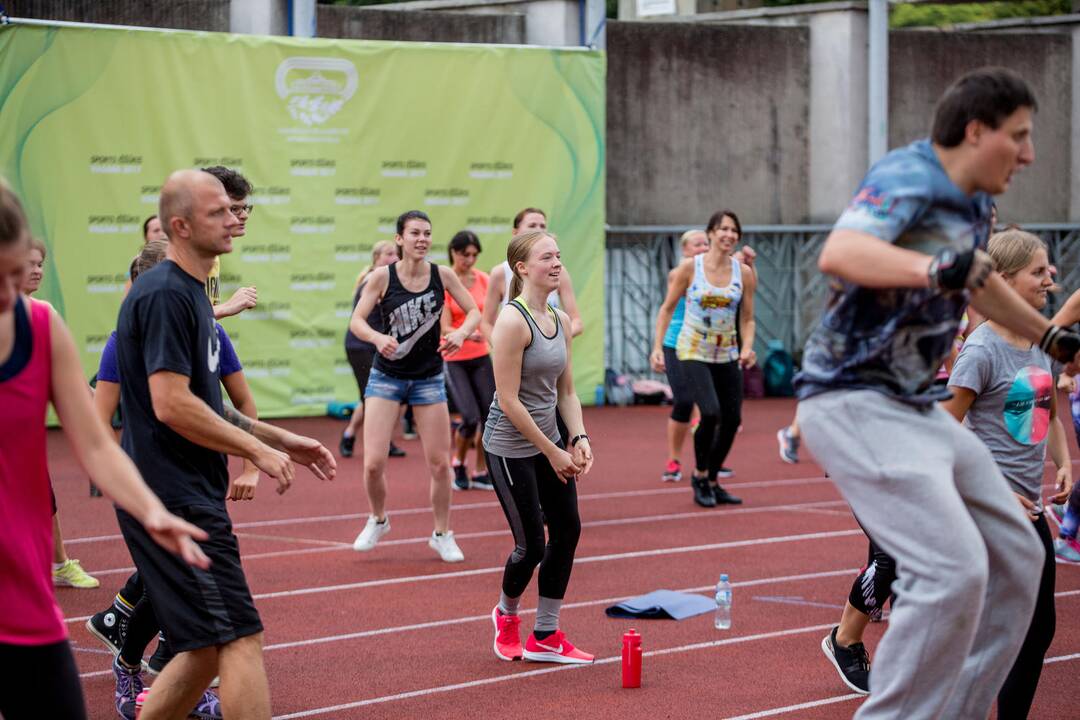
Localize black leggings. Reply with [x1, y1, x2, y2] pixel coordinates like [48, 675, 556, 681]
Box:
[114, 570, 165, 668]
[0, 640, 87, 719]
[998, 513, 1055, 717]
[848, 538, 896, 620]
[486, 448, 581, 600]
[682, 360, 742, 477]
[445, 355, 495, 437]
[663, 346, 694, 423]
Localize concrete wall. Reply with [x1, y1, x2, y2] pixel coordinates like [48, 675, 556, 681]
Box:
[605, 21, 810, 226]
[318, 4, 525, 44]
[889, 31, 1074, 224]
[12, 0, 230, 31]
[364, 0, 579, 46]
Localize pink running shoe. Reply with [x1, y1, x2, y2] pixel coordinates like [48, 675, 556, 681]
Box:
[661, 459, 682, 482]
[523, 629, 594, 664]
[492, 607, 523, 661]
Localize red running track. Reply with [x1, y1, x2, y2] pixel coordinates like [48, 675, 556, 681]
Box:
[46, 399, 1080, 719]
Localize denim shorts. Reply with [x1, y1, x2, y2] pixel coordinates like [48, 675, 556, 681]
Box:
[364, 367, 447, 406]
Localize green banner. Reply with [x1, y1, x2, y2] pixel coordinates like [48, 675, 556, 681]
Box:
[0, 23, 605, 417]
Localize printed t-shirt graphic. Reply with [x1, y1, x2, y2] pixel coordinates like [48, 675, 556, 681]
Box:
[1004, 365, 1052, 444]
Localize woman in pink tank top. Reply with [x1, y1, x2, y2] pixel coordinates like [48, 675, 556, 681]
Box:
[0, 183, 210, 720]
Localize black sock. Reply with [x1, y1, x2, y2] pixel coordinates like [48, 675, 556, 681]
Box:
[534, 629, 555, 641]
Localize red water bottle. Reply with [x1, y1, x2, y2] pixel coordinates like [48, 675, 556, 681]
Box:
[622, 628, 642, 688]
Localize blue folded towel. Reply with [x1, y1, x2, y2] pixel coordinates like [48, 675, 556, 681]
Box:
[605, 589, 715, 620]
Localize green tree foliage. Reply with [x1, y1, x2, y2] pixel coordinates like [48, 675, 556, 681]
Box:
[766, 0, 1071, 28]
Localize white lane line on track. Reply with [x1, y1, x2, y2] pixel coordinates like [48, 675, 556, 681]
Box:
[252, 529, 867, 600]
[722, 648, 1080, 720]
[722, 693, 863, 719]
[75, 567, 863, 678]
[63, 474, 834, 545]
[81, 498, 851, 579]
[269, 623, 841, 719]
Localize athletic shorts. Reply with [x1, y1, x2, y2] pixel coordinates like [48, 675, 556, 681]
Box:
[116, 504, 262, 653]
[365, 367, 447, 406]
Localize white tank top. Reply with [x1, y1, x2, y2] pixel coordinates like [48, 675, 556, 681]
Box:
[675, 255, 742, 363]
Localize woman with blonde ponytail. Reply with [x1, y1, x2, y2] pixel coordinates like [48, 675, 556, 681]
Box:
[485, 230, 595, 665]
[342, 241, 403, 458]
[943, 228, 1067, 716]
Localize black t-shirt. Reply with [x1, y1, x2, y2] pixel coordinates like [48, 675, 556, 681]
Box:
[115, 260, 228, 508]
[373, 262, 444, 380]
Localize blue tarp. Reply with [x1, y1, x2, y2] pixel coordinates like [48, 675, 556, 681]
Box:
[605, 590, 715, 621]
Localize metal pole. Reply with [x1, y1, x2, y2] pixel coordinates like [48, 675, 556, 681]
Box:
[291, 0, 316, 38]
[584, 0, 606, 49]
[868, 0, 888, 165]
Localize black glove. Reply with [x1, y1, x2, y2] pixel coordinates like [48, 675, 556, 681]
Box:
[927, 247, 992, 291]
[1039, 325, 1080, 364]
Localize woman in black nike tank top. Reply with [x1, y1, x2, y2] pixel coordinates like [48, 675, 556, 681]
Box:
[347, 210, 481, 563]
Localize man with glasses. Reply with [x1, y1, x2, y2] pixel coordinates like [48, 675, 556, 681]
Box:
[202, 166, 258, 320]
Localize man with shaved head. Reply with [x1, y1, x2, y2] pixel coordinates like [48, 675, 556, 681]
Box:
[114, 170, 336, 720]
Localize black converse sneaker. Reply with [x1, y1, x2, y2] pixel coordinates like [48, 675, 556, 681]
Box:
[87, 602, 131, 655]
[821, 625, 870, 694]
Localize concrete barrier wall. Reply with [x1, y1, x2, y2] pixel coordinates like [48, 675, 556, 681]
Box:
[14, 0, 230, 31]
[606, 21, 810, 226]
[317, 4, 525, 44]
[889, 31, 1073, 224]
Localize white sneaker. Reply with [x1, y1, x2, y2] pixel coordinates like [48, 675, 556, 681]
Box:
[428, 531, 465, 563]
[353, 515, 390, 551]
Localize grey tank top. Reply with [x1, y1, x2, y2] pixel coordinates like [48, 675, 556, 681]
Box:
[483, 300, 566, 458]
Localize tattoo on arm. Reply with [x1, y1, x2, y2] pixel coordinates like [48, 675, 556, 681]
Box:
[224, 406, 255, 434]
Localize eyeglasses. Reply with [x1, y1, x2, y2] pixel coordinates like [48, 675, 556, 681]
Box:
[230, 204, 254, 217]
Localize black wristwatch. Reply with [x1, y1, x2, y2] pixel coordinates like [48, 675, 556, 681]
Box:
[570, 434, 589, 447]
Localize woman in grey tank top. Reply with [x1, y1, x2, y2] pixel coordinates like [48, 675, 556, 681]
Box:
[483, 230, 595, 665]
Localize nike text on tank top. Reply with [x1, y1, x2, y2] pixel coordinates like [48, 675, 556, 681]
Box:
[0, 299, 68, 645]
[500, 260, 560, 309]
[483, 300, 566, 458]
[374, 262, 445, 379]
[675, 255, 742, 364]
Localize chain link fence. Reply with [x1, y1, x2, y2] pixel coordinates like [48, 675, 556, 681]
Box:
[605, 223, 1080, 378]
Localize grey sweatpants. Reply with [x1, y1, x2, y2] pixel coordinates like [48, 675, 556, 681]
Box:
[798, 390, 1042, 720]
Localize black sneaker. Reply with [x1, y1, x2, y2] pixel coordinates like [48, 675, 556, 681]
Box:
[388, 442, 406, 458]
[821, 626, 870, 695]
[712, 484, 743, 505]
[715, 467, 734, 479]
[339, 432, 355, 458]
[452, 464, 470, 491]
[87, 605, 129, 655]
[470, 473, 495, 491]
[691, 475, 717, 508]
[146, 634, 174, 675]
[402, 415, 418, 440]
[89, 481, 103, 497]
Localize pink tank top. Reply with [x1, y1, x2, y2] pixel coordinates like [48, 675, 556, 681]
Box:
[0, 299, 65, 645]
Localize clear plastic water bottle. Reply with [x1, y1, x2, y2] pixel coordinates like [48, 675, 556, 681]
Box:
[714, 574, 732, 629]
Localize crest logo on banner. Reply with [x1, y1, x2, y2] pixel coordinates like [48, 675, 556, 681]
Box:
[275, 57, 358, 126]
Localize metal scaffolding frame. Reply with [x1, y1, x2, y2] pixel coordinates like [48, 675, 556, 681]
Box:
[605, 223, 1080, 378]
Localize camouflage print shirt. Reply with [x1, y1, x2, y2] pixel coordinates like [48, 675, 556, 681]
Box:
[795, 139, 994, 407]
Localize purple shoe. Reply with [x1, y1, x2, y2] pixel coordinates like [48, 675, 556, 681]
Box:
[188, 688, 223, 719]
[113, 657, 144, 720]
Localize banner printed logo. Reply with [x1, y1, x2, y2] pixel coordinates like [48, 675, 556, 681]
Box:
[275, 57, 358, 126]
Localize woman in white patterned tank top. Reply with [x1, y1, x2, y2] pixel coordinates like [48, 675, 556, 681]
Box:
[651, 210, 757, 508]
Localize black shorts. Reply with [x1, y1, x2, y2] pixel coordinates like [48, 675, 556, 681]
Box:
[116, 504, 262, 653]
